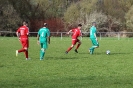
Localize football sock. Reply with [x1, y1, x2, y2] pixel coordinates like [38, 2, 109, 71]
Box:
[67, 47, 73, 52]
[18, 48, 26, 53]
[76, 44, 81, 50]
[24, 50, 28, 58]
[40, 49, 45, 59]
[42, 51, 45, 59]
[40, 50, 42, 59]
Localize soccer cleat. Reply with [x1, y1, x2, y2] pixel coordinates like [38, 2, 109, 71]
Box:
[40, 57, 43, 60]
[16, 50, 18, 56]
[74, 49, 78, 53]
[89, 49, 93, 54]
[65, 51, 68, 54]
[26, 58, 30, 60]
[40, 58, 43, 60]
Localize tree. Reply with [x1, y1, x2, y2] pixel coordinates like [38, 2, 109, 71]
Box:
[125, 5, 133, 31]
[96, 0, 133, 32]
[0, 0, 22, 33]
[64, 0, 107, 31]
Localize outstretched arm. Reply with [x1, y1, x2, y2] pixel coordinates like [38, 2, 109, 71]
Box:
[67, 30, 72, 34]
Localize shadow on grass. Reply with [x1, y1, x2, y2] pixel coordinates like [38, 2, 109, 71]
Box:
[108, 52, 132, 55]
[46, 56, 80, 60]
[79, 52, 131, 55]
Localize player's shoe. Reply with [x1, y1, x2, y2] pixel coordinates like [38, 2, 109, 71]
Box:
[16, 50, 18, 57]
[40, 57, 43, 60]
[89, 49, 93, 54]
[26, 58, 30, 60]
[65, 51, 68, 54]
[40, 59, 43, 60]
[74, 49, 78, 53]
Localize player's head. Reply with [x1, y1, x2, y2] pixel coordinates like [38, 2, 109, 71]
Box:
[44, 23, 47, 27]
[78, 24, 82, 27]
[78, 24, 82, 29]
[92, 22, 96, 26]
[23, 21, 28, 26]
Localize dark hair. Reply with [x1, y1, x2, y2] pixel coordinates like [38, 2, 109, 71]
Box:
[23, 21, 28, 25]
[92, 22, 96, 25]
[44, 23, 47, 27]
[78, 24, 82, 27]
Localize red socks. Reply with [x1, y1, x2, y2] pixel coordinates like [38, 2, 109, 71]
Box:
[18, 49, 25, 52]
[24, 50, 28, 58]
[76, 44, 80, 50]
[18, 48, 28, 58]
[67, 47, 73, 52]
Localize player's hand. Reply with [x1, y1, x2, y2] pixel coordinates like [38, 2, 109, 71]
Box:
[66, 32, 69, 35]
[18, 38, 20, 41]
[96, 38, 98, 41]
[48, 41, 50, 44]
[37, 41, 40, 45]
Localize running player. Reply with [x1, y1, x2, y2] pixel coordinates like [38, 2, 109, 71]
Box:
[65, 24, 82, 54]
[37, 23, 50, 60]
[89, 22, 99, 54]
[16, 21, 30, 60]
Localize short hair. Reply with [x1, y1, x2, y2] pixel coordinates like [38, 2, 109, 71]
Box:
[78, 24, 82, 27]
[23, 21, 28, 25]
[92, 22, 96, 25]
[44, 23, 47, 27]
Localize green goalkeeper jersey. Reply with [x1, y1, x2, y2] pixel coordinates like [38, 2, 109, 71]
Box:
[38, 27, 50, 43]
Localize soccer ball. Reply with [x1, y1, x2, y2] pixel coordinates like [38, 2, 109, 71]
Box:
[106, 50, 110, 55]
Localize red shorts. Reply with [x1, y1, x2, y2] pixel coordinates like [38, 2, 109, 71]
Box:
[20, 38, 29, 48]
[72, 39, 80, 45]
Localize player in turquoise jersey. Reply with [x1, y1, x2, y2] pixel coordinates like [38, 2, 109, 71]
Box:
[89, 22, 99, 54]
[37, 23, 50, 60]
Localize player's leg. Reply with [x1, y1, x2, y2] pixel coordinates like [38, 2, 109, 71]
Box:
[75, 39, 81, 53]
[89, 38, 99, 54]
[16, 40, 26, 56]
[24, 48, 29, 60]
[40, 43, 43, 60]
[40, 42, 47, 60]
[65, 39, 76, 53]
[24, 39, 29, 60]
[18, 40, 26, 52]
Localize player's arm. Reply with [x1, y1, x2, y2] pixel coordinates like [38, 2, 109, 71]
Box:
[94, 33, 97, 40]
[37, 34, 40, 45]
[80, 30, 82, 37]
[67, 30, 72, 34]
[47, 29, 50, 44]
[94, 28, 98, 41]
[27, 27, 29, 36]
[16, 29, 20, 40]
[47, 36, 50, 44]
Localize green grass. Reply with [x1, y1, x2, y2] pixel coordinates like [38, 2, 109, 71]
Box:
[0, 37, 133, 88]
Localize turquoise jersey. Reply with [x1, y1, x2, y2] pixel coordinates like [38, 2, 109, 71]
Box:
[38, 27, 50, 43]
[90, 26, 97, 39]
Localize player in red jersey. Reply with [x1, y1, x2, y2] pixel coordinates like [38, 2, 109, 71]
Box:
[16, 21, 30, 60]
[65, 24, 82, 54]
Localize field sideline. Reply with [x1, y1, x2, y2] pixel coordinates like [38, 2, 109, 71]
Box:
[0, 37, 133, 88]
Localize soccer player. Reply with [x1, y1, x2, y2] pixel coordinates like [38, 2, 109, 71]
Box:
[89, 22, 99, 54]
[16, 21, 30, 60]
[37, 23, 50, 60]
[65, 24, 82, 54]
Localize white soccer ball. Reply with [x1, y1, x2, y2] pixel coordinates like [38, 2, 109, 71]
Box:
[106, 50, 110, 55]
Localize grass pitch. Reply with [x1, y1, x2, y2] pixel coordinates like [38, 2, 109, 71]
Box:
[0, 37, 133, 88]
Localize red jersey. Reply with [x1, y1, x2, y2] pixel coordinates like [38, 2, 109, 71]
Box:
[17, 25, 29, 38]
[71, 28, 81, 39]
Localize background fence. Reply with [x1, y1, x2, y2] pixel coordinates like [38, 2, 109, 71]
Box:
[0, 31, 133, 40]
